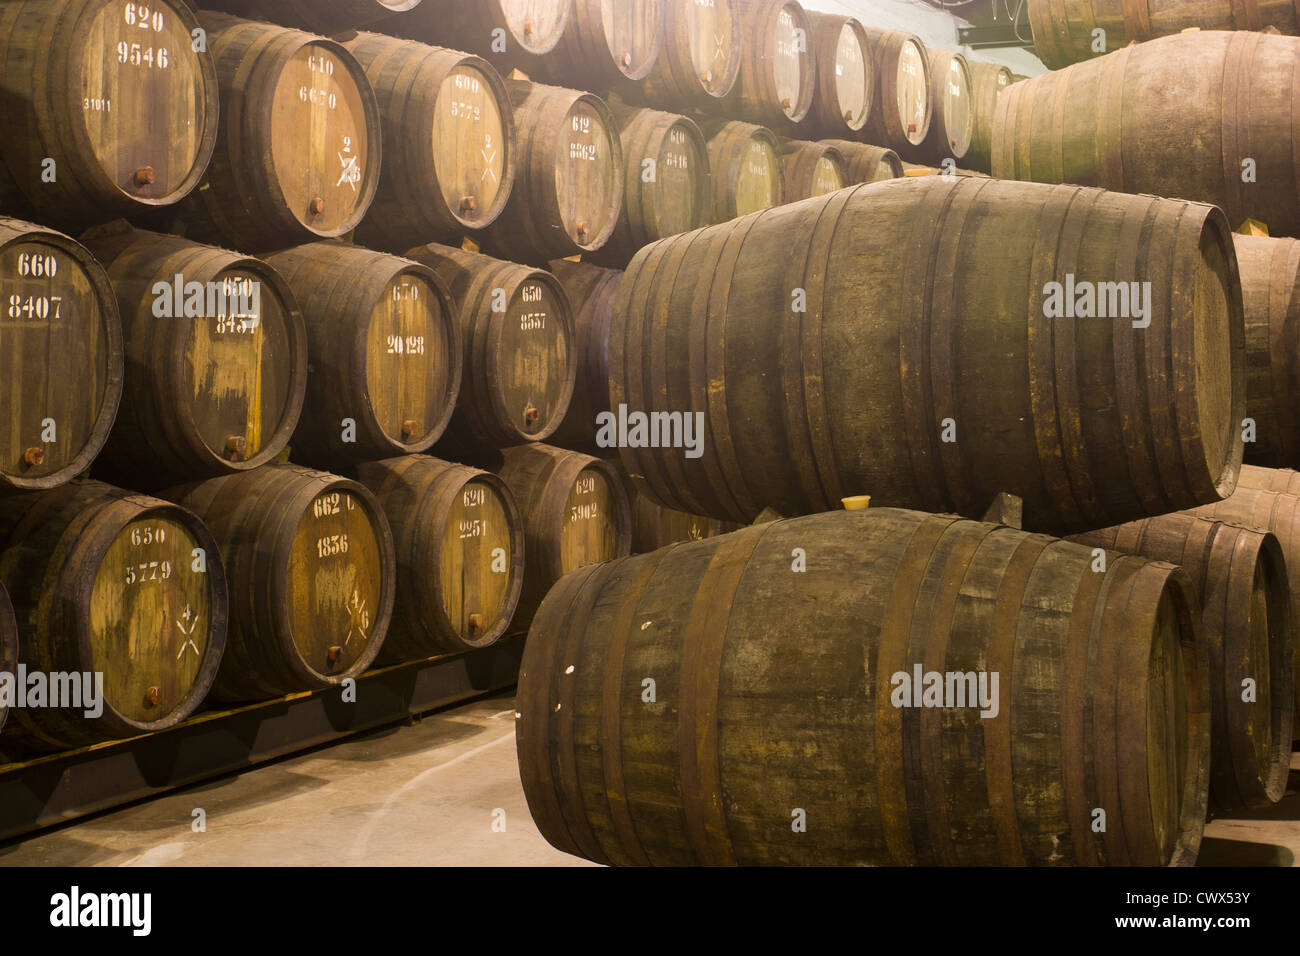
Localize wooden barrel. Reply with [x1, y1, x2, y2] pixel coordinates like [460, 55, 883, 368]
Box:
[343, 33, 516, 253]
[537, 0, 666, 90]
[518, 508, 1211, 866]
[265, 243, 462, 465]
[908, 49, 974, 165]
[78, 224, 307, 488]
[803, 12, 872, 138]
[1190, 474, 1300, 728]
[386, 0, 572, 66]
[594, 106, 711, 267]
[0, 0, 218, 230]
[493, 443, 632, 629]
[0, 581, 17, 737]
[355, 455, 524, 657]
[200, 0, 423, 34]
[171, 14, 382, 253]
[163, 464, 395, 702]
[966, 60, 1013, 174]
[727, 0, 815, 127]
[480, 81, 624, 265]
[863, 27, 931, 152]
[702, 120, 784, 222]
[0, 481, 228, 751]
[611, 176, 1245, 534]
[547, 259, 620, 455]
[0, 218, 123, 493]
[1233, 235, 1300, 467]
[780, 140, 847, 201]
[629, 486, 728, 553]
[1068, 515, 1292, 811]
[824, 140, 903, 183]
[637, 0, 742, 109]
[403, 243, 575, 450]
[993, 31, 1300, 239]
[1027, 0, 1300, 70]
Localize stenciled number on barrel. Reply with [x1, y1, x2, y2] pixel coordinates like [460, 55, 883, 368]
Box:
[124, 525, 174, 586]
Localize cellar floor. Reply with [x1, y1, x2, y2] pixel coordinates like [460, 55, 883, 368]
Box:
[0, 692, 1296, 867]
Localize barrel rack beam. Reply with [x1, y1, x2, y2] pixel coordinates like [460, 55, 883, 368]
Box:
[0, 635, 525, 844]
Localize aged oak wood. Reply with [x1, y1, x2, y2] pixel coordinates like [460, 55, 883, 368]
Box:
[822, 140, 903, 183]
[517, 508, 1211, 866]
[493, 443, 632, 630]
[356, 455, 525, 657]
[965, 60, 1013, 174]
[267, 242, 462, 466]
[1233, 235, 1300, 467]
[1069, 514, 1292, 811]
[547, 259, 620, 455]
[480, 81, 624, 265]
[863, 27, 931, 152]
[727, 0, 816, 126]
[79, 223, 307, 488]
[593, 105, 711, 267]
[163, 463, 395, 701]
[636, 0, 741, 109]
[172, 13, 382, 252]
[201, 0, 423, 34]
[0, 581, 17, 737]
[0, 480, 228, 751]
[404, 243, 575, 451]
[992, 31, 1300, 238]
[0, 0, 218, 230]
[701, 120, 784, 222]
[907, 49, 974, 166]
[1027, 0, 1300, 69]
[802, 12, 872, 138]
[385, 0, 572, 70]
[780, 139, 847, 201]
[537, 0, 666, 90]
[611, 177, 1245, 534]
[0, 218, 123, 493]
[344, 32, 516, 252]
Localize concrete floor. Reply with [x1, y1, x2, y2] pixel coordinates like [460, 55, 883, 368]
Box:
[0, 692, 1296, 866]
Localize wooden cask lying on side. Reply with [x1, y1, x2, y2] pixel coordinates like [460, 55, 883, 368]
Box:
[0, 0, 218, 230]
[1190, 472, 1300, 727]
[404, 243, 575, 450]
[385, 0, 572, 69]
[802, 12, 872, 138]
[172, 14, 382, 253]
[79, 224, 307, 488]
[1027, 0, 1300, 69]
[1068, 515, 1292, 811]
[201, 0, 423, 34]
[965, 60, 1013, 174]
[0, 219, 123, 493]
[356, 456, 525, 657]
[547, 260, 620, 454]
[594, 107, 711, 267]
[344, 33, 516, 252]
[728, 0, 816, 127]
[0, 581, 18, 736]
[823, 141, 903, 183]
[628, 485, 730, 553]
[780, 140, 847, 202]
[636, 0, 742, 109]
[480, 81, 624, 265]
[164, 464, 395, 702]
[1233, 235, 1300, 467]
[493, 444, 632, 629]
[993, 32, 1300, 238]
[519, 509, 1211, 866]
[266, 243, 462, 466]
[907, 49, 974, 165]
[863, 27, 931, 152]
[0, 481, 228, 751]
[702, 120, 784, 222]
[611, 177, 1245, 534]
[536, 0, 666, 91]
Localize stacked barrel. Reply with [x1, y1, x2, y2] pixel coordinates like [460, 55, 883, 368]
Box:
[0, 0, 1292, 872]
